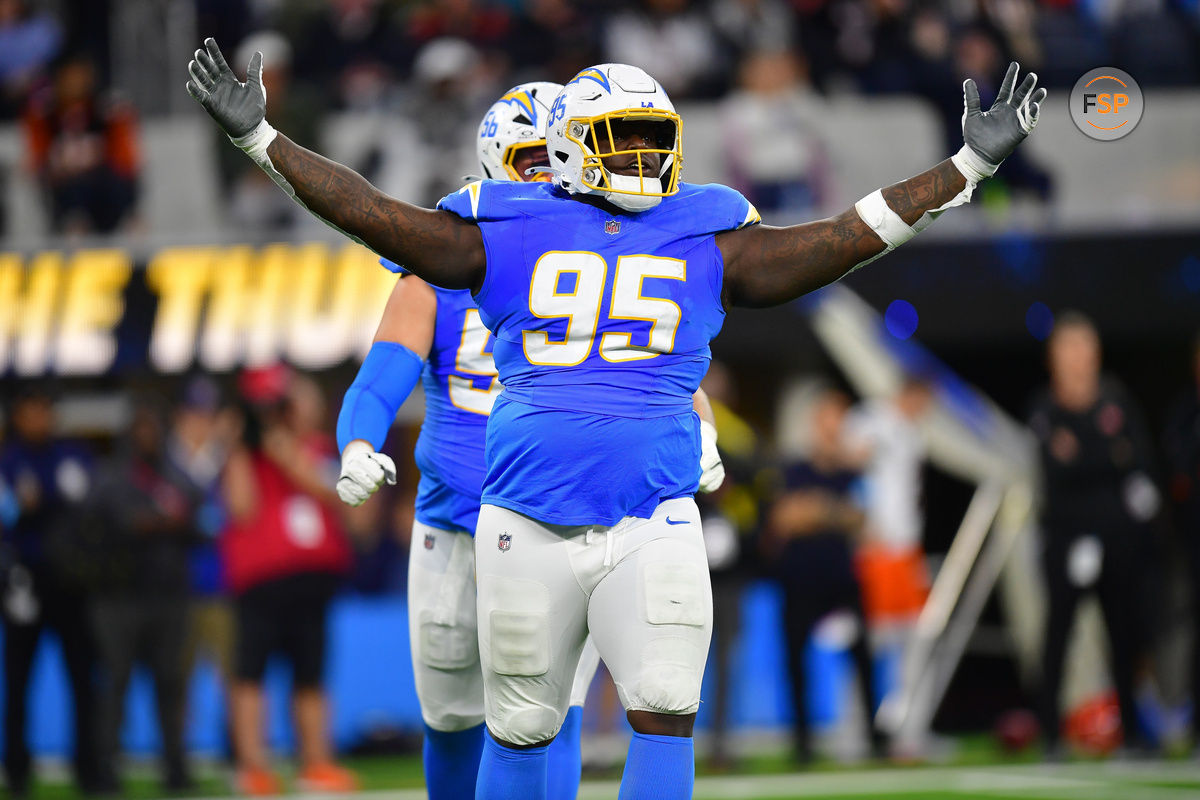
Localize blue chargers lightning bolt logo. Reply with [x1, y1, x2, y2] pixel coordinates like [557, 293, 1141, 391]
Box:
[498, 88, 539, 126]
[568, 68, 611, 94]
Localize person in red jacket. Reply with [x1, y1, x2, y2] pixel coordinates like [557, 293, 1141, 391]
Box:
[220, 365, 357, 795]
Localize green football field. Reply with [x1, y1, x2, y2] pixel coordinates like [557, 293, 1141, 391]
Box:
[20, 751, 1200, 799]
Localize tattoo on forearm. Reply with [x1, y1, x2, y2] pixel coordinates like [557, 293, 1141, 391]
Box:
[882, 159, 965, 225]
[725, 159, 968, 308]
[267, 135, 483, 289]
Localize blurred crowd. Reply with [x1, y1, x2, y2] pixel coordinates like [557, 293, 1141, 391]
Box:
[1, 0, 1198, 236]
[4, 312, 1200, 793]
[0, 365, 408, 795]
[2, 0, 1200, 795]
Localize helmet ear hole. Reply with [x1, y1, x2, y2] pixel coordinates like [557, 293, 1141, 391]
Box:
[554, 151, 571, 164]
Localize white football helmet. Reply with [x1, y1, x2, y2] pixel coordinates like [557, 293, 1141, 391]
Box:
[545, 64, 682, 212]
[477, 81, 564, 182]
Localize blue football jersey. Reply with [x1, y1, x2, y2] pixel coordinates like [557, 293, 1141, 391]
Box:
[436, 179, 759, 526]
[382, 263, 502, 534]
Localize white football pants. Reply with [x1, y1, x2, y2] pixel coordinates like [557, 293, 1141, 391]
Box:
[408, 520, 601, 732]
[475, 497, 713, 745]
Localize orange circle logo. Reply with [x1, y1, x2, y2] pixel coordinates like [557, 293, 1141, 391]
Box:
[1070, 68, 1143, 141]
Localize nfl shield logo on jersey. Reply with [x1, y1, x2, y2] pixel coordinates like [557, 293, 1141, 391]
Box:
[424, 533, 435, 551]
[604, 219, 621, 235]
[498, 532, 512, 552]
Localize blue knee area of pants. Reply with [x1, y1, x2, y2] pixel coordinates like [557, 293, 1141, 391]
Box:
[547, 705, 583, 800]
[476, 730, 549, 800]
[423, 723, 485, 800]
[618, 732, 694, 800]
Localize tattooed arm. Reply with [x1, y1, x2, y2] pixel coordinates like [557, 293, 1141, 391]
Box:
[267, 134, 485, 291]
[717, 160, 964, 308]
[717, 61, 1047, 309]
[186, 38, 484, 291]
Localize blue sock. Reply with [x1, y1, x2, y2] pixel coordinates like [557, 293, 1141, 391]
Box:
[476, 730, 549, 800]
[423, 723, 485, 800]
[618, 732, 694, 800]
[547, 706, 583, 800]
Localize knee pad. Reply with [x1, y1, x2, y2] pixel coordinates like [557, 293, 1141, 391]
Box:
[489, 705, 562, 746]
[422, 703, 486, 733]
[627, 636, 705, 714]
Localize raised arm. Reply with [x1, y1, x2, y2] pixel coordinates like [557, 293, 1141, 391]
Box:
[718, 62, 1045, 308]
[186, 38, 485, 291]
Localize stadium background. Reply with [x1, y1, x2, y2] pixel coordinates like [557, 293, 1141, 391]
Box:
[1, 0, 1199, 797]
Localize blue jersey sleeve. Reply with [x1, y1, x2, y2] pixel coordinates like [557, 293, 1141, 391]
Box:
[437, 180, 510, 222]
[684, 183, 761, 234]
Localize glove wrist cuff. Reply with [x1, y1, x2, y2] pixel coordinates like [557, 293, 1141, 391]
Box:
[952, 144, 999, 184]
[700, 420, 718, 445]
[341, 439, 375, 465]
[231, 118, 276, 166]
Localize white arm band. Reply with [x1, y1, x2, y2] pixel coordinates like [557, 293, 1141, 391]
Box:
[845, 144, 996, 277]
[846, 189, 916, 276]
[854, 189, 916, 249]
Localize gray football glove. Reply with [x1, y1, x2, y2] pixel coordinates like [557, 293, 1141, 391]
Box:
[960, 62, 1046, 176]
[186, 38, 265, 139]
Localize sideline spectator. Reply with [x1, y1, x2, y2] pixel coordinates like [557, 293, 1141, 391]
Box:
[843, 377, 934, 749]
[766, 387, 882, 764]
[1165, 335, 1200, 751]
[506, 0, 600, 84]
[711, 0, 795, 63]
[87, 399, 200, 793]
[0, 0, 61, 120]
[602, 0, 729, 99]
[845, 378, 933, 642]
[697, 362, 761, 768]
[403, 37, 495, 204]
[289, 0, 406, 110]
[0, 387, 100, 797]
[22, 53, 139, 234]
[404, 0, 513, 57]
[1029, 311, 1159, 757]
[169, 377, 238, 753]
[220, 366, 357, 795]
[721, 49, 833, 224]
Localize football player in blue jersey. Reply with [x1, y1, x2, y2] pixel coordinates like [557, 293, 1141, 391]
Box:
[331, 81, 722, 800]
[188, 41, 1045, 799]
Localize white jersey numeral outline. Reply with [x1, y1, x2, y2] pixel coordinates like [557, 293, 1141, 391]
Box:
[523, 251, 685, 366]
[447, 308, 501, 415]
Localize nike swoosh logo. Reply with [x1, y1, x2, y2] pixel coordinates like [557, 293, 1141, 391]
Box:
[665, 516, 690, 526]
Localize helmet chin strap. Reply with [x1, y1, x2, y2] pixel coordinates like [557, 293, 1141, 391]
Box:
[603, 173, 663, 212]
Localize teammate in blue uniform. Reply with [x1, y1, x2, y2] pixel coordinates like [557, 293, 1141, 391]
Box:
[188, 40, 1045, 799]
[332, 83, 725, 799]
